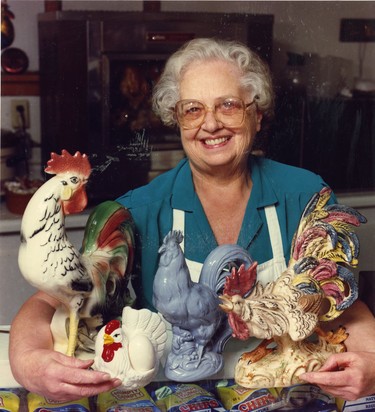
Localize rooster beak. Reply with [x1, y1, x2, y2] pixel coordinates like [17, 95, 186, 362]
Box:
[218, 295, 233, 313]
[61, 186, 73, 201]
[103, 333, 114, 345]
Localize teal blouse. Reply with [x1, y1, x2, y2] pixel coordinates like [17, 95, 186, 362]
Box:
[117, 156, 335, 310]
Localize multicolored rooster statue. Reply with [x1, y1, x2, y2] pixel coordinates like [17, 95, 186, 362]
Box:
[18, 150, 135, 357]
[218, 187, 367, 388]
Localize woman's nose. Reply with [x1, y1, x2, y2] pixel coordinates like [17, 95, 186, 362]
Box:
[201, 110, 222, 131]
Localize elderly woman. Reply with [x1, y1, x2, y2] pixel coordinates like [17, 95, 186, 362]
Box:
[10, 38, 375, 402]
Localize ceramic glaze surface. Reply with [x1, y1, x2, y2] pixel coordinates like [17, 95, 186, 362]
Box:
[93, 306, 167, 389]
[219, 188, 366, 387]
[153, 230, 253, 381]
[18, 150, 135, 357]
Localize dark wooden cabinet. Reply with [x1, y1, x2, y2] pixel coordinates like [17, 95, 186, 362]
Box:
[268, 94, 375, 192]
[38, 10, 274, 203]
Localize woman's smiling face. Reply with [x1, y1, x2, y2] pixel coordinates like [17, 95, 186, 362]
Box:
[178, 59, 262, 175]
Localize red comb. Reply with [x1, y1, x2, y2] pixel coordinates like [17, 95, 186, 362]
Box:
[223, 262, 257, 297]
[45, 150, 91, 177]
[104, 319, 121, 335]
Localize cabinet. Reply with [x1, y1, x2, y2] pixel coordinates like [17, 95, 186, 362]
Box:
[269, 94, 375, 192]
[38, 10, 273, 203]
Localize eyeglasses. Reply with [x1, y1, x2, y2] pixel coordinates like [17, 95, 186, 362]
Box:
[174, 96, 257, 130]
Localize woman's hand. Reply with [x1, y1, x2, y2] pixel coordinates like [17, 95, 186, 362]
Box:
[301, 300, 375, 400]
[300, 300, 375, 401]
[300, 351, 375, 401]
[9, 292, 121, 402]
[13, 349, 122, 402]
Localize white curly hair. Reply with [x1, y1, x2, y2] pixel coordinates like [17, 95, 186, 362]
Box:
[152, 37, 274, 128]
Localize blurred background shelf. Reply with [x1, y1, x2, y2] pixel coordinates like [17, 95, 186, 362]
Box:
[1, 72, 40, 96]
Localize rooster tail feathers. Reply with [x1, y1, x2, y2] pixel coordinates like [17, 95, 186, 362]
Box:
[301, 186, 331, 220]
[81, 201, 135, 277]
[296, 187, 331, 236]
[335, 266, 359, 310]
[325, 203, 367, 225]
[82, 201, 134, 254]
[291, 188, 366, 266]
[291, 187, 366, 266]
[122, 307, 167, 359]
[292, 257, 359, 321]
[80, 201, 135, 318]
[290, 188, 366, 321]
[314, 265, 358, 321]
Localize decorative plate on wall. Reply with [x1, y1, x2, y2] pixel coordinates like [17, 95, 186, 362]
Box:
[1, 47, 29, 74]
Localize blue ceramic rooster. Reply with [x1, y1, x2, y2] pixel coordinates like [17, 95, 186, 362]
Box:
[153, 230, 253, 381]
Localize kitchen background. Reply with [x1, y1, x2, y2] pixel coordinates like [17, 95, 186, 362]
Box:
[1, 0, 375, 324]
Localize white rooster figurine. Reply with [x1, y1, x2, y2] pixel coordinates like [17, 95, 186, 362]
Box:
[93, 306, 167, 389]
[18, 150, 135, 357]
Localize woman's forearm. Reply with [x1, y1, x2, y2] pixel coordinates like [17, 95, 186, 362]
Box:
[9, 292, 60, 380]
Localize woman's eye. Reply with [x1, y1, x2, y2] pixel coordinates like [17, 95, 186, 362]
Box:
[185, 106, 202, 116]
[221, 100, 240, 111]
[223, 101, 234, 109]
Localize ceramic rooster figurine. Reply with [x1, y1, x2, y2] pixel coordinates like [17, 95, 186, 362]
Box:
[18, 150, 134, 357]
[153, 230, 253, 382]
[93, 306, 167, 389]
[219, 187, 367, 388]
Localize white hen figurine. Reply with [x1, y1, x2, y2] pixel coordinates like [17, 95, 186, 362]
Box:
[93, 306, 167, 389]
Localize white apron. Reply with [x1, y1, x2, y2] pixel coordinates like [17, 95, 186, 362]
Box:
[172, 205, 287, 283]
[157, 206, 288, 379]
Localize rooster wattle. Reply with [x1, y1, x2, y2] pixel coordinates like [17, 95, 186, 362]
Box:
[18, 150, 134, 357]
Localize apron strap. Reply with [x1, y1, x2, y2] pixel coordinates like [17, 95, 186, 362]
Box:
[172, 209, 203, 282]
[264, 205, 287, 265]
[173, 209, 185, 251]
[173, 205, 287, 281]
[174, 206, 284, 258]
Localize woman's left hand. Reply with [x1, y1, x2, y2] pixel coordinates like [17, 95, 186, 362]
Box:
[300, 351, 375, 401]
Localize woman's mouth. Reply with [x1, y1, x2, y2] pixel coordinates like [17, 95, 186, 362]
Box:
[203, 136, 230, 146]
